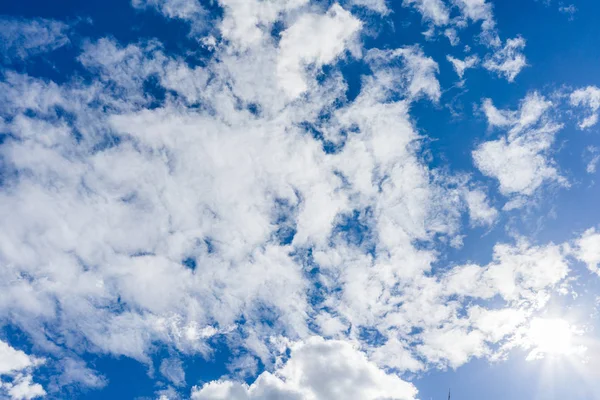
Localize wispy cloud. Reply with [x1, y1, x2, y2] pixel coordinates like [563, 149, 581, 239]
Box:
[0, 17, 70, 63]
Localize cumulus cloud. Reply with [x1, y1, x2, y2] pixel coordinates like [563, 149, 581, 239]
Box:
[0, 0, 596, 397]
[0, 341, 45, 400]
[0, 17, 70, 63]
[444, 28, 460, 46]
[403, 0, 450, 26]
[444, 240, 569, 304]
[0, 342, 43, 376]
[0, 375, 46, 400]
[403, 0, 495, 31]
[473, 136, 559, 197]
[191, 337, 418, 400]
[218, 0, 308, 49]
[574, 228, 600, 275]
[277, 4, 362, 98]
[366, 46, 441, 101]
[447, 54, 479, 79]
[452, 0, 495, 30]
[473, 93, 564, 198]
[570, 86, 600, 129]
[483, 36, 527, 82]
[0, 3, 457, 383]
[463, 188, 498, 226]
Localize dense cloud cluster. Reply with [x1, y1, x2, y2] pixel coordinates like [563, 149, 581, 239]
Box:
[0, 0, 598, 399]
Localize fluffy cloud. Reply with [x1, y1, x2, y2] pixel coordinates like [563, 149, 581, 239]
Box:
[574, 228, 600, 275]
[403, 0, 495, 31]
[277, 4, 361, 98]
[473, 93, 564, 198]
[0, 0, 596, 398]
[403, 0, 450, 26]
[366, 46, 441, 101]
[447, 54, 479, 79]
[443, 240, 569, 304]
[452, 0, 495, 30]
[473, 135, 560, 198]
[0, 341, 45, 400]
[349, 0, 389, 14]
[0, 375, 46, 400]
[191, 337, 418, 400]
[218, 0, 308, 49]
[0, 2, 452, 380]
[483, 36, 527, 82]
[0, 341, 43, 375]
[570, 86, 600, 129]
[463, 188, 498, 226]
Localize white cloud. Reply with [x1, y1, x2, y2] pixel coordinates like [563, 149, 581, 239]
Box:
[132, 0, 204, 20]
[218, 0, 308, 49]
[0, 23, 485, 387]
[474, 93, 564, 198]
[443, 240, 569, 304]
[447, 54, 479, 79]
[54, 358, 107, 390]
[403, 0, 450, 26]
[277, 4, 362, 98]
[132, 0, 206, 35]
[404, 240, 569, 367]
[0, 341, 45, 400]
[366, 46, 441, 101]
[588, 156, 600, 174]
[570, 86, 600, 129]
[191, 337, 418, 400]
[370, 338, 424, 372]
[474, 136, 560, 196]
[1, 375, 46, 400]
[481, 98, 513, 127]
[160, 357, 186, 387]
[404, 0, 495, 32]
[585, 146, 600, 174]
[349, 0, 389, 14]
[444, 28, 460, 46]
[418, 326, 487, 368]
[468, 306, 527, 343]
[0, 1, 594, 397]
[574, 228, 600, 275]
[482, 92, 552, 134]
[0, 17, 70, 62]
[463, 188, 498, 226]
[452, 0, 495, 29]
[0, 341, 42, 375]
[483, 36, 527, 82]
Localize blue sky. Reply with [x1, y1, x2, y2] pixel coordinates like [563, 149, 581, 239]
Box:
[1, 0, 600, 399]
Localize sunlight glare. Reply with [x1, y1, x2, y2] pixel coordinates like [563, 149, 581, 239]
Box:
[526, 318, 584, 360]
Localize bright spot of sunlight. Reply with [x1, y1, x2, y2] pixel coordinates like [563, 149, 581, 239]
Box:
[526, 318, 586, 361]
